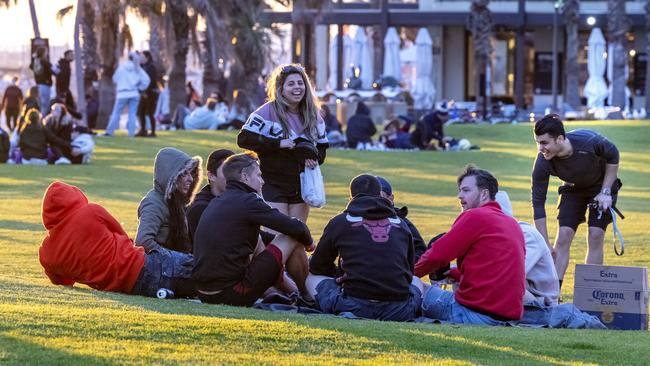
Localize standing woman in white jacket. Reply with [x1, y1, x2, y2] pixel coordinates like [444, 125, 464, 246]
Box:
[103, 52, 150, 137]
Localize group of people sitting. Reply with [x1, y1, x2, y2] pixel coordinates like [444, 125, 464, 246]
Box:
[39, 145, 575, 326]
[326, 99, 460, 151]
[1, 101, 94, 165]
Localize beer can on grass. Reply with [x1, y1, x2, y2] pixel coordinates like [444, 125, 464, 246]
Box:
[156, 288, 174, 299]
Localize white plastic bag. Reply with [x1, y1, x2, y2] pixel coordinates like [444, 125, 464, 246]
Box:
[300, 165, 326, 208]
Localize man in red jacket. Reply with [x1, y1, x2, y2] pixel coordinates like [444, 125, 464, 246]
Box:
[39, 181, 195, 298]
[415, 165, 525, 324]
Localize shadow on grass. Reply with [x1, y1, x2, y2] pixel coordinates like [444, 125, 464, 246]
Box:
[64, 286, 626, 366]
[0, 332, 110, 365]
[0, 220, 44, 232]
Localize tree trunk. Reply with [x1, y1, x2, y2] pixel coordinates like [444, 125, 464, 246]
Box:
[468, 0, 492, 120]
[96, 1, 120, 129]
[74, 1, 87, 126]
[28, 0, 40, 38]
[645, 0, 650, 111]
[148, 15, 165, 80]
[201, 13, 222, 99]
[81, 0, 99, 89]
[563, 0, 581, 110]
[167, 0, 189, 117]
[607, 0, 628, 115]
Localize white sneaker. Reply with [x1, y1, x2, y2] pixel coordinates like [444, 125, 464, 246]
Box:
[54, 157, 72, 165]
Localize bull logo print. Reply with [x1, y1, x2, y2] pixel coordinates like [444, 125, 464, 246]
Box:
[346, 214, 401, 243]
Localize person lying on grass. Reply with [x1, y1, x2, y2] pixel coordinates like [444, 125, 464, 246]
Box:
[192, 152, 314, 307]
[415, 165, 525, 325]
[306, 174, 424, 321]
[136, 147, 202, 254]
[39, 181, 196, 298]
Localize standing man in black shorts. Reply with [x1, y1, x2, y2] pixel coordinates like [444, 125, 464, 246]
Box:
[192, 152, 314, 306]
[532, 114, 621, 287]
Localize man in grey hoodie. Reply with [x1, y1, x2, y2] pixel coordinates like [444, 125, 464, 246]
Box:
[103, 51, 150, 137]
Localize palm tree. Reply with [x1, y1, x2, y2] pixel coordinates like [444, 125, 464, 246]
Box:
[96, 0, 121, 128]
[563, 0, 580, 110]
[81, 0, 100, 89]
[166, 0, 190, 116]
[468, 0, 492, 120]
[645, 0, 650, 111]
[607, 0, 628, 115]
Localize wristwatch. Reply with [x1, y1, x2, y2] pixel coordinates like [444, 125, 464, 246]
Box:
[600, 188, 611, 195]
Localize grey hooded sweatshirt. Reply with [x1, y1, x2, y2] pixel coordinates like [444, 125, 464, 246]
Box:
[135, 147, 202, 253]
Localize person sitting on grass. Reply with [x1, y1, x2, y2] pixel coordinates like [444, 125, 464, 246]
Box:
[345, 101, 376, 149]
[192, 152, 314, 307]
[39, 181, 195, 298]
[306, 174, 424, 321]
[415, 165, 525, 325]
[18, 109, 51, 165]
[183, 98, 227, 131]
[495, 191, 560, 306]
[186, 148, 235, 242]
[375, 176, 427, 262]
[69, 125, 95, 165]
[136, 147, 202, 254]
[410, 100, 449, 150]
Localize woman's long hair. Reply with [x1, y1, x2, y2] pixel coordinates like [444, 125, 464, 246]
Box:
[165, 166, 200, 253]
[266, 63, 320, 141]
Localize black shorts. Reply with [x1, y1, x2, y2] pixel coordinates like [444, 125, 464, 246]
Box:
[557, 180, 621, 231]
[131, 248, 196, 298]
[262, 182, 303, 204]
[198, 245, 283, 307]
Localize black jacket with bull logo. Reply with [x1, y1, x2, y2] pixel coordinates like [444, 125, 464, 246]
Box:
[309, 194, 414, 301]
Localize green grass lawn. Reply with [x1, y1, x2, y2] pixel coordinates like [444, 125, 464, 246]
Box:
[1, 121, 649, 365]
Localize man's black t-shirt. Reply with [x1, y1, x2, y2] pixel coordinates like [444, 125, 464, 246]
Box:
[531, 129, 619, 219]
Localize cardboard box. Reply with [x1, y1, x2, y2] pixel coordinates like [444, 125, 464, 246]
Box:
[574, 264, 648, 330]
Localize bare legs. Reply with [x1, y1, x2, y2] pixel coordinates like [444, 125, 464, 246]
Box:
[267, 202, 311, 297]
[553, 225, 605, 282]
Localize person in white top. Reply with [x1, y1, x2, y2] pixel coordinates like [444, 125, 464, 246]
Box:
[495, 191, 560, 306]
[104, 52, 150, 137]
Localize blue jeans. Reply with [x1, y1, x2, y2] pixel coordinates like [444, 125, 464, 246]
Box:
[421, 285, 505, 326]
[106, 96, 141, 136]
[37, 84, 51, 115]
[131, 248, 195, 298]
[315, 279, 421, 321]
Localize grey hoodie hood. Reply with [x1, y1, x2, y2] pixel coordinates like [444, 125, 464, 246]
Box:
[153, 147, 203, 200]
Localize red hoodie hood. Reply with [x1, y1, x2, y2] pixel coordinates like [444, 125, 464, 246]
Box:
[42, 181, 89, 230]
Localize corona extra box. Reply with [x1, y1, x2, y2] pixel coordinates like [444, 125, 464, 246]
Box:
[574, 264, 648, 330]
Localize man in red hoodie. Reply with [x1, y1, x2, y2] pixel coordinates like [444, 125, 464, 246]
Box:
[39, 181, 195, 298]
[415, 165, 525, 324]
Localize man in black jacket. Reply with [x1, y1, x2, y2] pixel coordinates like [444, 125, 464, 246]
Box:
[375, 176, 427, 262]
[306, 174, 423, 321]
[193, 152, 314, 306]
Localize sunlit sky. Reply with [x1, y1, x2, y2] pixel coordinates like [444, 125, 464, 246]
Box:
[0, 1, 148, 49]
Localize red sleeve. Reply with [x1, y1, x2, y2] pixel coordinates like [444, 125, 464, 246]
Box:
[446, 268, 461, 282]
[414, 211, 479, 277]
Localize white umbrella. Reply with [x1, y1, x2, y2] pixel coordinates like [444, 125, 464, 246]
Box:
[352, 27, 374, 89]
[328, 33, 353, 90]
[606, 43, 631, 110]
[584, 28, 608, 108]
[412, 28, 436, 109]
[383, 27, 401, 81]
